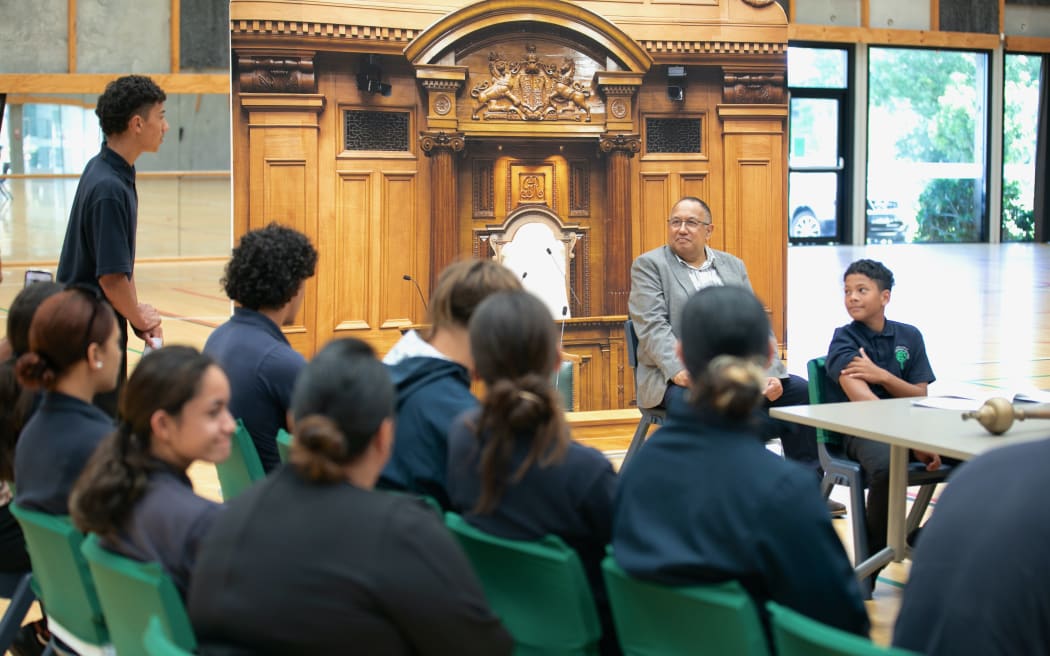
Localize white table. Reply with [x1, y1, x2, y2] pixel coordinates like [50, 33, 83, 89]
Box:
[770, 397, 1050, 573]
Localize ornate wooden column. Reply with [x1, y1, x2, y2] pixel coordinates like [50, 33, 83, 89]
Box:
[420, 131, 465, 288]
[718, 65, 788, 346]
[598, 133, 641, 315]
[595, 72, 643, 316]
[237, 50, 323, 355]
[416, 66, 468, 288]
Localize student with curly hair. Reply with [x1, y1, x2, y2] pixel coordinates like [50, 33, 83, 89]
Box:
[188, 339, 512, 654]
[613, 286, 869, 643]
[14, 288, 121, 514]
[446, 290, 620, 654]
[378, 259, 522, 508]
[57, 75, 168, 417]
[70, 346, 233, 597]
[203, 223, 318, 471]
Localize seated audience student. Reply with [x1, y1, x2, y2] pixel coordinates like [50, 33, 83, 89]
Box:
[892, 438, 1050, 656]
[14, 287, 121, 515]
[447, 290, 620, 655]
[378, 259, 522, 509]
[824, 259, 941, 575]
[1, 282, 63, 569]
[203, 223, 317, 472]
[613, 286, 869, 641]
[628, 196, 836, 512]
[188, 338, 512, 655]
[0, 282, 62, 656]
[70, 346, 233, 597]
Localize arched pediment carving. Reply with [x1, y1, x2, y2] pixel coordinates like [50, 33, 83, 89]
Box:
[404, 0, 653, 74]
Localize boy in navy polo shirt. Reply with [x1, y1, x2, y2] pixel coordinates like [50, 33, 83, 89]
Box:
[824, 259, 942, 580]
[57, 75, 168, 417]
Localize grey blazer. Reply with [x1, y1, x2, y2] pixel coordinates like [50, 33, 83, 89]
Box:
[628, 245, 787, 409]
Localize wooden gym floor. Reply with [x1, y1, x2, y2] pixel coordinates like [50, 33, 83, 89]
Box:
[4, 180, 1050, 645]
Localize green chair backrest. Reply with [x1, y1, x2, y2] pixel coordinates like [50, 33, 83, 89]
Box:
[553, 360, 574, 411]
[806, 357, 840, 445]
[143, 615, 193, 656]
[8, 503, 109, 646]
[276, 428, 293, 463]
[601, 555, 770, 656]
[215, 419, 266, 499]
[767, 601, 919, 656]
[80, 535, 197, 655]
[445, 512, 601, 655]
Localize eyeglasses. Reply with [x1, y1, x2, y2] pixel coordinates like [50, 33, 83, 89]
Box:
[668, 219, 712, 231]
[66, 283, 104, 355]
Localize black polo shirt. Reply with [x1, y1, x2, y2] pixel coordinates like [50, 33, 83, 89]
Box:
[56, 143, 137, 293]
[824, 318, 935, 403]
[13, 391, 115, 514]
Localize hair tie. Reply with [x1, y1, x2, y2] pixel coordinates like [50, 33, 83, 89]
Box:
[518, 390, 543, 405]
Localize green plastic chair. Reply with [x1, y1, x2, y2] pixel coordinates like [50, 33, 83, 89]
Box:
[80, 535, 197, 655]
[8, 503, 111, 654]
[276, 427, 294, 463]
[767, 601, 919, 656]
[445, 512, 601, 655]
[143, 615, 193, 656]
[214, 419, 266, 500]
[601, 555, 769, 656]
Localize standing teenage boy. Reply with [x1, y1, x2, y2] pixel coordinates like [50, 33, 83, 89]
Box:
[824, 259, 941, 574]
[57, 75, 167, 417]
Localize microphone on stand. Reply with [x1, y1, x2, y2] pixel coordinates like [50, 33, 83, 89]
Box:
[521, 270, 528, 280]
[402, 274, 428, 311]
[555, 305, 568, 391]
[546, 247, 584, 315]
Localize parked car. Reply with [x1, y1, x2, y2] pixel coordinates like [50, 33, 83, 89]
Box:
[788, 171, 908, 242]
[865, 199, 907, 242]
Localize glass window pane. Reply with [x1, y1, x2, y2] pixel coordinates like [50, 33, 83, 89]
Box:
[789, 171, 839, 238]
[788, 47, 848, 89]
[1002, 53, 1042, 242]
[790, 98, 840, 167]
[868, 47, 989, 243]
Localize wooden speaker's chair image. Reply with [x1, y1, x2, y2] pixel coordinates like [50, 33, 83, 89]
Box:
[80, 535, 197, 656]
[601, 555, 770, 656]
[214, 420, 266, 500]
[9, 503, 112, 655]
[806, 357, 948, 595]
[0, 570, 36, 652]
[767, 601, 919, 656]
[622, 319, 665, 470]
[275, 427, 293, 464]
[143, 616, 193, 656]
[445, 512, 601, 655]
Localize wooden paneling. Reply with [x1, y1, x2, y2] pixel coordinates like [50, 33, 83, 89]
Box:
[560, 317, 632, 411]
[332, 171, 373, 333]
[379, 172, 420, 329]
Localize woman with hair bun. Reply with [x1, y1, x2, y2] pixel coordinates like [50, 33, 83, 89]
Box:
[612, 285, 869, 640]
[70, 346, 233, 596]
[188, 338, 512, 655]
[14, 287, 121, 515]
[446, 290, 620, 654]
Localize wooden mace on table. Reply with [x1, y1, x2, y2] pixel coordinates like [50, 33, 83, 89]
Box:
[962, 398, 1050, 435]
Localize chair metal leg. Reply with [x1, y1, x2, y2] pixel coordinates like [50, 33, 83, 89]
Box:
[0, 573, 35, 651]
[621, 418, 653, 471]
[906, 484, 936, 534]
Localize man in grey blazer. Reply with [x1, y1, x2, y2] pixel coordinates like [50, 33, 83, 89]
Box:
[629, 197, 834, 505]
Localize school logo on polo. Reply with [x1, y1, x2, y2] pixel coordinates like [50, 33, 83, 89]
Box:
[894, 346, 910, 371]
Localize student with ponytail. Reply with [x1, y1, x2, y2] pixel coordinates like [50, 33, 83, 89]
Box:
[612, 285, 869, 639]
[70, 346, 233, 596]
[13, 287, 121, 515]
[446, 290, 620, 654]
[188, 338, 512, 655]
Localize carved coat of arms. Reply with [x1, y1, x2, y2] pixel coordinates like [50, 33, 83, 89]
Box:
[470, 44, 592, 122]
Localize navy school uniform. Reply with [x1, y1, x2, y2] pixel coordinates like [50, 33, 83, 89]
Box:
[14, 391, 115, 515]
[101, 460, 220, 598]
[612, 395, 869, 639]
[204, 307, 305, 472]
[56, 143, 139, 418]
[446, 408, 620, 653]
